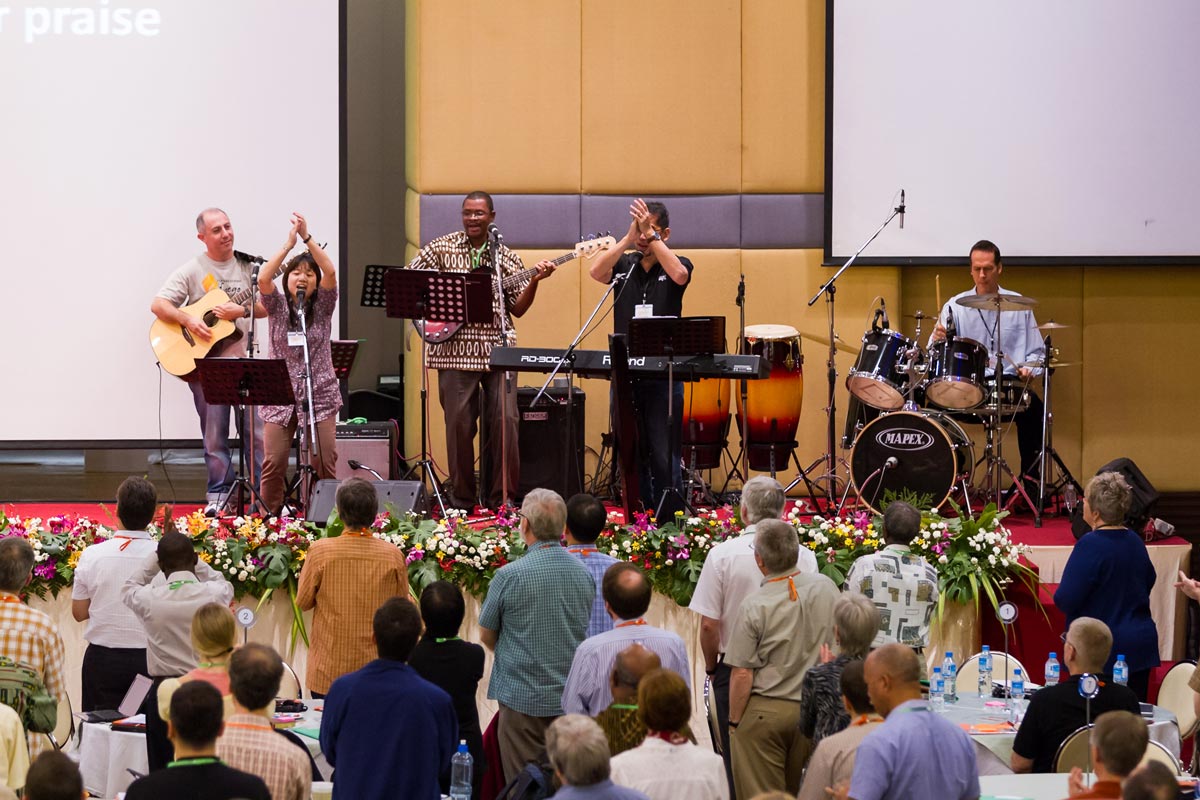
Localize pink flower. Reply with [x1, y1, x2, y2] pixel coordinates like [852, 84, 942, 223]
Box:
[33, 562, 55, 580]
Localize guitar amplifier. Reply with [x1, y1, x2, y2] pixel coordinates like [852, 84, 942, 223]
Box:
[335, 421, 398, 481]
[306, 479, 428, 524]
[516, 387, 585, 499]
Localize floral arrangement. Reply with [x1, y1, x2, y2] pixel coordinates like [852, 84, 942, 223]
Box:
[0, 509, 117, 599]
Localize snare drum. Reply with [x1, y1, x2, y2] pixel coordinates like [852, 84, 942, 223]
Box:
[736, 324, 804, 472]
[984, 375, 1032, 416]
[847, 329, 916, 411]
[849, 410, 974, 514]
[683, 378, 731, 470]
[925, 337, 988, 410]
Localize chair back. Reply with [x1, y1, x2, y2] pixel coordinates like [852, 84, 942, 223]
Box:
[1155, 661, 1198, 740]
[279, 660, 304, 701]
[1054, 724, 1093, 773]
[957, 651, 1030, 694]
[44, 692, 74, 752]
[1138, 739, 1183, 774]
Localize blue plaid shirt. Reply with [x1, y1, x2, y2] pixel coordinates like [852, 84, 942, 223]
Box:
[567, 544, 620, 638]
[479, 541, 595, 716]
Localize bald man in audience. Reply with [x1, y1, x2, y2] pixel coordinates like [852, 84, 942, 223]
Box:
[563, 563, 690, 717]
[1066, 710, 1149, 799]
[594, 645, 662, 756]
[1011, 617, 1140, 774]
[830, 643, 979, 800]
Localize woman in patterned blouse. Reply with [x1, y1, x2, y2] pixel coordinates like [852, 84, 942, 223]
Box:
[798, 592, 880, 746]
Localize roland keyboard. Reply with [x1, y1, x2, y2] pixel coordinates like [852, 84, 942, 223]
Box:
[488, 347, 769, 380]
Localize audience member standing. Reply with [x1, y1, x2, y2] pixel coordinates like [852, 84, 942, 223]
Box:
[594, 645, 663, 756]
[610, 668, 727, 800]
[156, 603, 238, 724]
[124, 681, 270, 800]
[409, 581, 487, 797]
[832, 644, 979, 800]
[479, 488, 595, 783]
[122, 532, 234, 770]
[725, 519, 838, 798]
[547, 715, 650, 800]
[796, 660, 882, 800]
[844, 501, 938, 651]
[688, 476, 817, 786]
[296, 478, 409, 697]
[217, 643, 311, 800]
[563, 563, 690, 716]
[566, 493, 620, 638]
[71, 476, 158, 711]
[798, 592, 880, 747]
[0, 539, 66, 760]
[321, 597, 458, 800]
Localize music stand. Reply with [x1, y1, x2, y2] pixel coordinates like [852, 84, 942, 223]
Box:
[330, 339, 361, 419]
[628, 316, 726, 520]
[360, 264, 390, 308]
[383, 269, 493, 515]
[196, 358, 295, 516]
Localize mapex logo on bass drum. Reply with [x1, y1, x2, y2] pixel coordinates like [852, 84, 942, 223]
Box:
[875, 428, 934, 450]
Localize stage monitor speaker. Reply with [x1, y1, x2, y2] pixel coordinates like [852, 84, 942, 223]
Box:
[516, 386, 585, 500]
[335, 422, 398, 481]
[306, 479, 428, 525]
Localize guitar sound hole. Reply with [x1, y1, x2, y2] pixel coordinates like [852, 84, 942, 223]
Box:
[202, 312, 217, 327]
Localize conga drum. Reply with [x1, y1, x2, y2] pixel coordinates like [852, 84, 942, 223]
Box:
[683, 378, 731, 470]
[736, 324, 804, 472]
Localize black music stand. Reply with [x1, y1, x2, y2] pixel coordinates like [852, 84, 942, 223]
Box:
[330, 339, 361, 419]
[628, 316, 726, 520]
[360, 265, 390, 309]
[383, 269, 493, 515]
[196, 358, 295, 516]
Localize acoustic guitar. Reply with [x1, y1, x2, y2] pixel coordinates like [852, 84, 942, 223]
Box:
[149, 285, 254, 379]
[415, 234, 615, 343]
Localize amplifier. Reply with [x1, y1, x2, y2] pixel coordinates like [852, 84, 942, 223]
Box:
[306, 479, 428, 525]
[516, 387, 585, 499]
[335, 422, 398, 481]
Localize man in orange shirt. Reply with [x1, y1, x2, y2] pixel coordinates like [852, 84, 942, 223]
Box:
[296, 479, 409, 697]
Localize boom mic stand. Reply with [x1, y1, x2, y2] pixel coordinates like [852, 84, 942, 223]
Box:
[802, 191, 905, 504]
[490, 226, 515, 509]
[282, 291, 320, 515]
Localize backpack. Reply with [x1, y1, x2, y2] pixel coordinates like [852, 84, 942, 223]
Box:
[496, 761, 555, 800]
[0, 656, 57, 734]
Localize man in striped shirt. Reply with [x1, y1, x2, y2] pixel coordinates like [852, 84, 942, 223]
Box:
[566, 493, 619, 638]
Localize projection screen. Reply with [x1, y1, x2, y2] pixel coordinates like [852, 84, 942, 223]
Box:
[0, 0, 341, 443]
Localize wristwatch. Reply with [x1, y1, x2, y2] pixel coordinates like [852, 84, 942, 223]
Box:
[648, 230, 662, 242]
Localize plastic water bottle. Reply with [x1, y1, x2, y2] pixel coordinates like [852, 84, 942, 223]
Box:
[942, 651, 958, 702]
[1011, 668, 1025, 703]
[930, 666, 945, 711]
[978, 645, 993, 697]
[1113, 655, 1129, 686]
[450, 740, 473, 800]
[1045, 652, 1060, 687]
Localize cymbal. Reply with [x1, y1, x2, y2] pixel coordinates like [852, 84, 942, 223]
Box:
[1018, 359, 1080, 369]
[956, 292, 1038, 312]
[905, 311, 932, 320]
[1038, 321, 1070, 330]
[800, 332, 859, 355]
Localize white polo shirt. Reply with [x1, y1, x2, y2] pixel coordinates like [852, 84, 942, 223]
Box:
[71, 529, 159, 649]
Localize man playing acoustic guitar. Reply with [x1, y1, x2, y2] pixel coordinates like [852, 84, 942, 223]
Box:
[151, 207, 267, 516]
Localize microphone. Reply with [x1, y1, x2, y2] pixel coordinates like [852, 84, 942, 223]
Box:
[880, 297, 890, 330]
[735, 274, 745, 307]
[884, 456, 899, 470]
[347, 459, 384, 481]
[234, 250, 266, 265]
[295, 288, 306, 308]
[946, 306, 957, 340]
[487, 223, 502, 240]
[898, 189, 905, 230]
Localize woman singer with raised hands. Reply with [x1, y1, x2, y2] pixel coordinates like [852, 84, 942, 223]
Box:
[257, 213, 341, 515]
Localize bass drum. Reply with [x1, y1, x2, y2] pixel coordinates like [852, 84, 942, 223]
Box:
[850, 410, 974, 514]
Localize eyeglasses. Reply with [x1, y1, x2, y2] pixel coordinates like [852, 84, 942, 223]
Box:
[1060, 631, 1074, 650]
[462, 210, 490, 219]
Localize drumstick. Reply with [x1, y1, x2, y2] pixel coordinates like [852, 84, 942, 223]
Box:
[935, 274, 941, 316]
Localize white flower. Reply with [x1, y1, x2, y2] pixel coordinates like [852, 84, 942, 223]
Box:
[238, 570, 248, 581]
[938, 555, 948, 564]
[665, 559, 674, 566]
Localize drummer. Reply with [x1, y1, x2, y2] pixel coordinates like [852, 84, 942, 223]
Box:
[929, 240, 1046, 502]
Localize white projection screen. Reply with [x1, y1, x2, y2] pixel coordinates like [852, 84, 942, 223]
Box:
[827, 0, 1200, 264]
[0, 0, 341, 443]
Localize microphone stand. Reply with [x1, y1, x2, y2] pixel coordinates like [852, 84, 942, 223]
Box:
[805, 194, 904, 505]
[490, 228, 514, 509]
[531, 278, 619, 406]
[295, 293, 319, 510]
[734, 273, 749, 488]
[239, 258, 263, 515]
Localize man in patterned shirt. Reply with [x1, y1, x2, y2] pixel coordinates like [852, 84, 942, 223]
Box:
[405, 191, 557, 510]
[843, 501, 939, 651]
[217, 644, 311, 800]
[479, 488, 595, 783]
[0, 538, 66, 760]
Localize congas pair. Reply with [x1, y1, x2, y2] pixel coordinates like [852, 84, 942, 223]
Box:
[849, 410, 974, 514]
[733, 324, 804, 472]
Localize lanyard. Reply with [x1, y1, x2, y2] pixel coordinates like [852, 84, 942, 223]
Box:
[615, 619, 647, 629]
[168, 579, 197, 591]
[0, 595, 20, 605]
[434, 636, 461, 644]
[609, 703, 638, 711]
[342, 528, 373, 537]
[851, 713, 884, 726]
[225, 720, 273, 733]
[567, 546, 599, 558]
[168, 757, 221, 768]
[113, 535, 135, 551]
[764, 570, 802, 602]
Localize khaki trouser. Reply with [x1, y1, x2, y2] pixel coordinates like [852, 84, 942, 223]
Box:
[497, 703, 557, 785]
[731, 694, 805, 799]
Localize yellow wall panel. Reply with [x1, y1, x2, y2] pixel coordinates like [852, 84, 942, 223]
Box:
[580, 0, 741, 194]
[741, 0, 825, 192]
[408, 1, 581, 193]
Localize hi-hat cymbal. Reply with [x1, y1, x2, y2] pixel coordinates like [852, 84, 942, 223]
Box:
[1018, 359, 1080, 369]
[1038, 321, 1070, 330]
[956, 292, 1038, 312]
[905, 311, 932, 320]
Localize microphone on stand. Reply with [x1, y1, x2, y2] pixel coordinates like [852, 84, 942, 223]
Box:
[880, 297, 891, 330]
[884, 456, 899, 470]
[347, 459, 384, 481]
[735, 274, 746, 308]
[946, 306, 957, 341]
[234, 250, 266, 265]
[898, 189, 906, 230]
[487, 223, 502, 241]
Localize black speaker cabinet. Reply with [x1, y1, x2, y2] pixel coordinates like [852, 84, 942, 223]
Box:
[334, 422, 398, 481]
[516, 386, 585, 500]
[306, 479, 428, 524]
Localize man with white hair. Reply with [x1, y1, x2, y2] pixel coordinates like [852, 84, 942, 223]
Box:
[480, 488, 595, 784]
[688, 476, 817, 785]
[546, 715, 649, 800]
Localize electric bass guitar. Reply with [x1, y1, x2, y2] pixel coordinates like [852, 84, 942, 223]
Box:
[149, 286, 254, 379]
[415, 234, 616, 344]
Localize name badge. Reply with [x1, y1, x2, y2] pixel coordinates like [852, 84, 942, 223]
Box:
[634, 304, 655, 319]
[288, 331, 305, 348]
